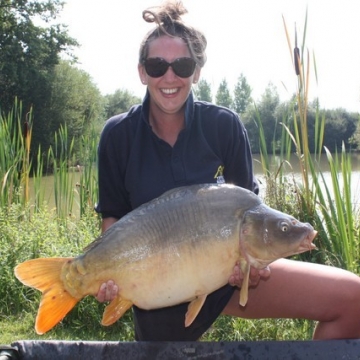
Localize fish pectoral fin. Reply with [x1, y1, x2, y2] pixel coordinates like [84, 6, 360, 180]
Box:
[239, 260, 250, 307]
[14, 257, 79, 335]
[101, 296, 133, 326]
[185, 294, 207, 327]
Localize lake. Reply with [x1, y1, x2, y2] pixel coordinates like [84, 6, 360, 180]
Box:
[252, 153, 360, 208]
[29, 153, 360, 210]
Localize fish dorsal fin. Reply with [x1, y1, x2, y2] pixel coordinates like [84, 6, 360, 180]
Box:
[101, 296, 133, 326]
[239, 259, 250, 306]
[185, 294, 207, 327]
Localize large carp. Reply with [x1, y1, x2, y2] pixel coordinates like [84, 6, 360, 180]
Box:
[15, 184, 316, 335]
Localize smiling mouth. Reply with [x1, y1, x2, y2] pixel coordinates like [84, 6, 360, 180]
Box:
[161, 88, 178, 95]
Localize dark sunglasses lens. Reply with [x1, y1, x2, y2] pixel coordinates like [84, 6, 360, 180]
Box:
[172, 58, 196, 78]
[144, 58, 169, 78]
[144, 58, 196, 78]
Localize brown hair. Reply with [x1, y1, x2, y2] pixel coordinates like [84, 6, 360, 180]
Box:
[138, 0, 207, 68]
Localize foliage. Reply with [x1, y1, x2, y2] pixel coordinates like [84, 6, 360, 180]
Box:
[103, 89, 141, 119]
[0, 102, 100, 217]
[242, 83, 281, 153]
[256, 12, 360, 274]
[215, 78, 233, 108]
[233, 73, 252, 114]
[349, 114, 360, 149]
[38, 61, 105, 158]
[0, 0, 78, 113]
[193, 78, 213, 102]
[202, 315, 314, 341]
[321, 108, 358, 151]
[0, 1, 106, 169]
[0, 99, 32, 207]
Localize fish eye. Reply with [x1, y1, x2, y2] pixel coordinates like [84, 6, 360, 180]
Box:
[280, 222, 289, 232]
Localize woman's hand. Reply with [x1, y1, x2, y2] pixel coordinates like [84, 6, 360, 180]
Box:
[95, 280, 119, 302]
[228, 261, 270, 288]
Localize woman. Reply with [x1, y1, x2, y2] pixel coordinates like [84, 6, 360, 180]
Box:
[95, 0, 360, 341]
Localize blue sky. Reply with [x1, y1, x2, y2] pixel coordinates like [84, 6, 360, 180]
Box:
[60, 0, 360, 112]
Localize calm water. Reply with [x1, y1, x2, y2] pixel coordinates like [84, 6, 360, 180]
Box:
[30, 153, 360, 209]
[252, 153, 360, 207]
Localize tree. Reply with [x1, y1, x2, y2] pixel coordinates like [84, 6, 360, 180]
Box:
[215, 78, 232, 108]
[193, 79, 212, 102]
[0, 0, 78, 112]
[321, 108, 358, 152]
[349, 116, 360, 150]
[243, 82, 280, 153]
[233, 74, 252, 114]
[43, 61, 104, 148]
[104, 89, 142, 119]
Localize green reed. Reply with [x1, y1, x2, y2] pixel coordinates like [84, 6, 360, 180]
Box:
[258, 11, 360, 272]
[0, 99, 32, 207]
[75, 125, 100, 217]
[0, 100, 100, 221]
[49, 124, 76, 218]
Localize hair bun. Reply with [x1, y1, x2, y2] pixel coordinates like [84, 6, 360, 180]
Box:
[143, 0, 187, 26]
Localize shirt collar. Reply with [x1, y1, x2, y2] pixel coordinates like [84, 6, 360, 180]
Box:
[141, 90, 195, 129]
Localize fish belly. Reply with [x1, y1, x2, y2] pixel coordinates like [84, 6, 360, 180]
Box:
[115, 237, 239, 309]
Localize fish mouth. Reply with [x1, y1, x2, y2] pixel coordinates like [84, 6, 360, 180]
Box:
[297, 229, 318, 253]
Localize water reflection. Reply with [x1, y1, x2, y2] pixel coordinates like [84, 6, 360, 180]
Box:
[252, 153, 360, 208]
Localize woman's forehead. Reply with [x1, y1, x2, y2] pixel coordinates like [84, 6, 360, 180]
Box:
[147, 35, 190, 59]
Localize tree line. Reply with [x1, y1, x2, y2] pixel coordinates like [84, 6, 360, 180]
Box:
[1, 0, 359, 169]
[194, 77, 360, 154]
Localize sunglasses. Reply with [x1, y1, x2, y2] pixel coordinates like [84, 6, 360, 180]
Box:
[144, 57, 197, 78]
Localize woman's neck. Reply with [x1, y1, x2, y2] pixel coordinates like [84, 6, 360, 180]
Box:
[149, 109, 185, 147]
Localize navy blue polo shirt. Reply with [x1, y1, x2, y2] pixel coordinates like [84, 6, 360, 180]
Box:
[95, 91, 258, 341]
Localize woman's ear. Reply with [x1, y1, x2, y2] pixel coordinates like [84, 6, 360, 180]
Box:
[138, 64, 148, 85]
[193, 67, 201, 84]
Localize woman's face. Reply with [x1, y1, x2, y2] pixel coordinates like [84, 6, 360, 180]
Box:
[138, 35, 201, 116]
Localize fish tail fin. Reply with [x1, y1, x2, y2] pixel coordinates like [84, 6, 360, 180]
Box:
[15, 258, 79, 334]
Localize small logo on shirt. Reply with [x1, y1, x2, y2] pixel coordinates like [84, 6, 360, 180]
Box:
[214, 165, 225, 184]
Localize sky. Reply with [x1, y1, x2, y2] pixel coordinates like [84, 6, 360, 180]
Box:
[59, 0, 360, 113]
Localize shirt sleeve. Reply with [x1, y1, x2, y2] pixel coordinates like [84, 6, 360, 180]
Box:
[95, 116, 133, 219]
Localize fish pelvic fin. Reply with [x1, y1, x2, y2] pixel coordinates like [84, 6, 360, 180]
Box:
[14, 258, 79, 334]
[239, 260, 250, 306]
[185, 294, 207, 327]
[101, 296, 133, 326]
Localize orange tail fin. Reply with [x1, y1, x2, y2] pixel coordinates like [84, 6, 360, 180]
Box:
[14, 258, 79, 334]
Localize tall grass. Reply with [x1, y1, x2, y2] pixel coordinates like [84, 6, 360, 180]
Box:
[75, 125, 100, 217]
[257, 12, 360, 272]
[0, 99, 32, 207]
[0, 104, 99, 219]
[49, 124, 76, 218]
